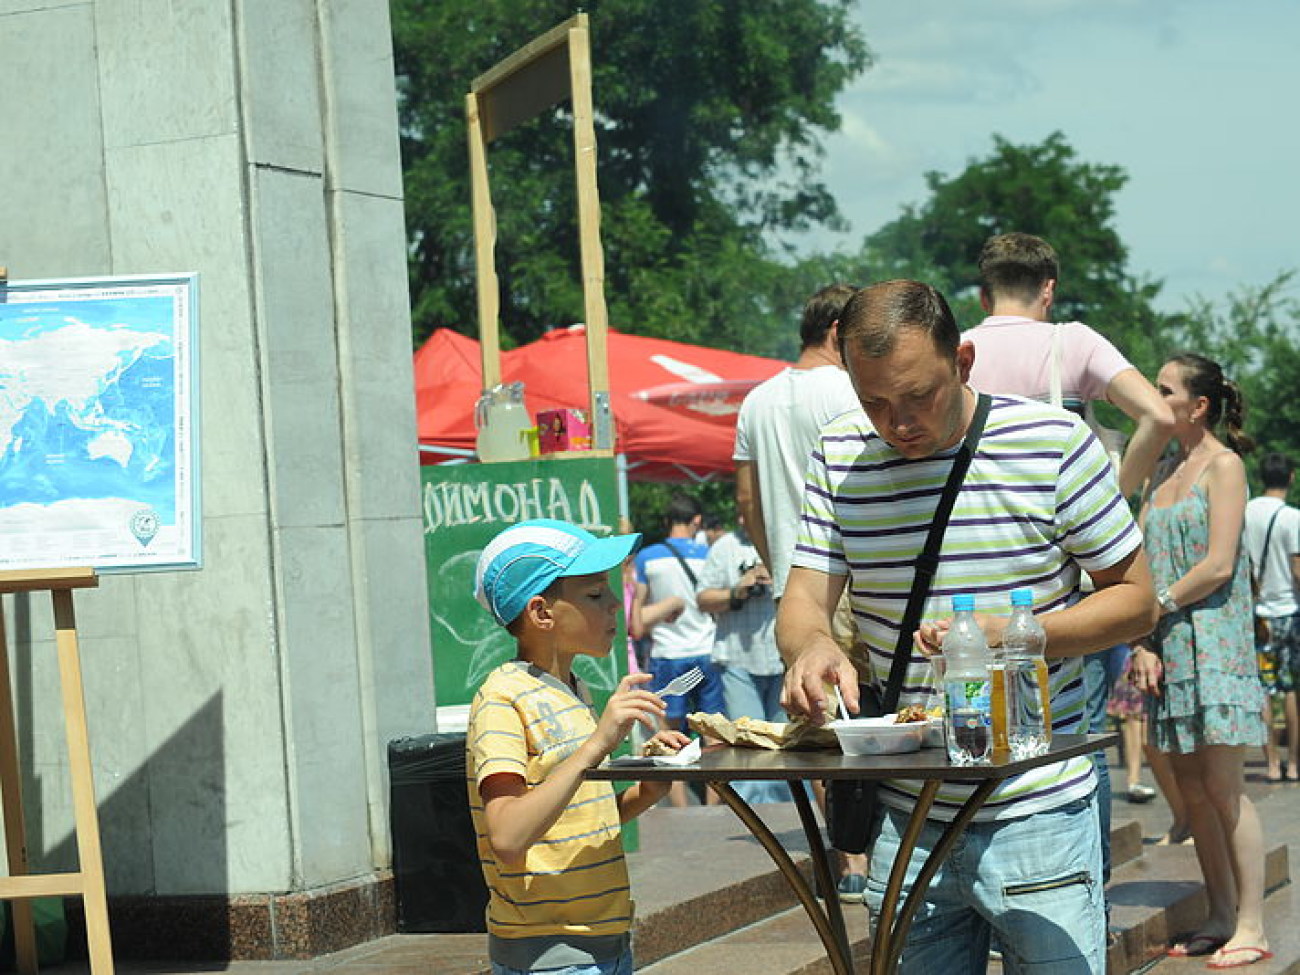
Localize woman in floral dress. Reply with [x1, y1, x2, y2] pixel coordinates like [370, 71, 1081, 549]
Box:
[1129, 353, 1270, 967]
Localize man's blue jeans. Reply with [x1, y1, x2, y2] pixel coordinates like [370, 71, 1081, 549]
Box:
[865, 794, 1105, 974]
[1082, 644, 1126, 884]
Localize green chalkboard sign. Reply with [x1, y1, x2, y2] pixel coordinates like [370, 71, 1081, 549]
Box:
[421, 455, 626, 708]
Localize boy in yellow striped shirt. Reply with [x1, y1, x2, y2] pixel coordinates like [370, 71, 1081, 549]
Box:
[468, 519, 689, 974]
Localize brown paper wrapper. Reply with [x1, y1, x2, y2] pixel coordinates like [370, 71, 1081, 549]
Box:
[686, 711, 839, 751]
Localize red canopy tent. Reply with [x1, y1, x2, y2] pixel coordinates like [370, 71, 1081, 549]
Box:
[414, 325, 789, 482]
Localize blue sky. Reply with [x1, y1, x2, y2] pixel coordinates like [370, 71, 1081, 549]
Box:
[783, 0, 1300, 313]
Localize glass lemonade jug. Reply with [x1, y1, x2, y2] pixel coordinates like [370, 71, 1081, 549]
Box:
[474, 381, 532, 462]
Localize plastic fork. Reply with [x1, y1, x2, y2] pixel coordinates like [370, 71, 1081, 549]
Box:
[658, 666, 704, 698]
[834, 685, 852, 722]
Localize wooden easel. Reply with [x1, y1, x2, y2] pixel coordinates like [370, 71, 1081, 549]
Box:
[0, 569, 114, 973]
[465, 14, 615, 456]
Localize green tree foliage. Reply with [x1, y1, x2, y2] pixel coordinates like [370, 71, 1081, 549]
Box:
[1173, 273, 1300, 490]
[858, 132, 1176, 378]
[854, 131, 1300, 482]
[392, 0, 868, 355]
[627, 481, 737, 547]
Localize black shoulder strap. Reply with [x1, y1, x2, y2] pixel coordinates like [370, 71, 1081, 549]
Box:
[1256, 504, 1284, 585]
[882, 393, 992, 712]
[664, 539, 699, 588]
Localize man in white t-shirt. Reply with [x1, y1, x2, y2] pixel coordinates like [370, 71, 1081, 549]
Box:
[1245, 452, 1300, 781]
[734, 283, 868, 899]
[734, 283, 862, 598]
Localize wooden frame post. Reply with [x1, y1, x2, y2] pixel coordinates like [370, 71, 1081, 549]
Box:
[465, 14, 614, 454]
[0, 569, 114, 973]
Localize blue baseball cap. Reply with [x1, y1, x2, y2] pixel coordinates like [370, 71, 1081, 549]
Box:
[474, 519, 641, 625]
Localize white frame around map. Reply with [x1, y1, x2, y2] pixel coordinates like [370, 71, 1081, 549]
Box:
[0, 272, 200, 572]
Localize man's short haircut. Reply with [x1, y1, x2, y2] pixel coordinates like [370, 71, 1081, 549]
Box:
[978, 232, 1059, 306]
[665, 491, 702, 528]
[837, 280, 961, 362]
[1260, 452, 1294, 490]
[799, 283, 857, 349]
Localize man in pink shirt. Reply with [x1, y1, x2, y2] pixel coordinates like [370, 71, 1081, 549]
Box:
[963, 232, 1175, 907]
[964, 232, 1173, 499]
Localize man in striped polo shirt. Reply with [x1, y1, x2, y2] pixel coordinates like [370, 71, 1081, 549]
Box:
[777, 280, 1158, 973]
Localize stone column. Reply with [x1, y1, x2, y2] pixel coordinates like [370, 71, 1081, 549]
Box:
[0, 0, 433, 958]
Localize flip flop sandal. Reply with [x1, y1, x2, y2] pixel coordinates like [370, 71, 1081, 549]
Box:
[1206, 946, 1274, 969]
[1167, 935, 1227, 957]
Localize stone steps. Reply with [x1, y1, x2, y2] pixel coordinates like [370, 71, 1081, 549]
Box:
[1137, 884, 1300, 975]
[637, 819, 1165, 975]
[1105, 841, 1290, 973]
[638, 904, 872, 975]
[426, 787, 1299, 975]
[636, 812, 1295, 975]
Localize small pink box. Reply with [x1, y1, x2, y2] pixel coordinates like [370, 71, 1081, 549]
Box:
[536, 408, 593, 453]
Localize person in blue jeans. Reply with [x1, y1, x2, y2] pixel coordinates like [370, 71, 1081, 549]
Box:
[868, 796, 1104, 970]
[633, 492, 726, 806]
[779, 281, 1158, 973]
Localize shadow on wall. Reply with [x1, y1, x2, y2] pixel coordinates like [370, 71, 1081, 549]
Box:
[9, 592, 231, 959]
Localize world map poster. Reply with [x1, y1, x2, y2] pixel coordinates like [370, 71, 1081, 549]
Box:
[0, 273, 199, 572]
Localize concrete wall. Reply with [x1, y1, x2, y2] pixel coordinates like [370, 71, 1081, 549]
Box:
[0, 0, 434, 903]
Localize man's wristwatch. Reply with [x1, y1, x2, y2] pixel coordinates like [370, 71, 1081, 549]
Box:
[1157, 588, 1178, 614]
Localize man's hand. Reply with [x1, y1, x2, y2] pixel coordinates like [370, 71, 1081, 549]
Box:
[658, 595, 686, 624]
[781, 639, 857, 726]
[915, 619, 947, 657]
[776, 566, 851, 723]
[919, 612, 1005, 653]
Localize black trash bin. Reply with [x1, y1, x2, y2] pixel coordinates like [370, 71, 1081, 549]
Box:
[388, 733, 489, 933]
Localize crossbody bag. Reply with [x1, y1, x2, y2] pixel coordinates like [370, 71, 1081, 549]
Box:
[828, 394, 991, 854]
[663, 538, 698, 588]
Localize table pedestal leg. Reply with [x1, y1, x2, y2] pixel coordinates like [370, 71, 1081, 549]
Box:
[707, 780, 854, 975]
[869, 779, 998, 975]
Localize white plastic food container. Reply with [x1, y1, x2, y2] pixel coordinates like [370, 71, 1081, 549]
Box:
[829, 716, 925, 755]
[922, 717, 945, 748]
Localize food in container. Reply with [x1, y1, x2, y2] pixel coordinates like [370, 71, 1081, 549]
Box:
[829, 715, 925, 755]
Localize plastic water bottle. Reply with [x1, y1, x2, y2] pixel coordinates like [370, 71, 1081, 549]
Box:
[939, 594, 992, 766]
[1001, 588, 1052, 759]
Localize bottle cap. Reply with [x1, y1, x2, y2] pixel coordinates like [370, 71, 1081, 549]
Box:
[951, 593, 975, 612]
[1010, 588, 1033, 607]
